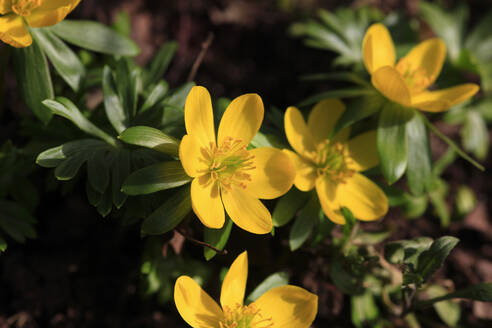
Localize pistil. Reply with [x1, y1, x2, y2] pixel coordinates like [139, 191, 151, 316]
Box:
[313, 140, 354, 183]
[199, 137, 256, 191]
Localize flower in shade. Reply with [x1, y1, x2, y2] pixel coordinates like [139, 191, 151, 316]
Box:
[174, 251, 318, 328]
[362, 23, 479, 112]
[0, 0, 81, 48]
[284, 98, 388, 224]
[179, 86, 295, 234]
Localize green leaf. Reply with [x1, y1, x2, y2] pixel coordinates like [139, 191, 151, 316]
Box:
[31, 28, 85, 92]
[0, 200, 36, 243]
[55, 153, 88, 180]
[142, 185, 191, 235]
[406, 113, 433, 196]
[140, 80, 169, 113]
[0, 235, 6, 252]
[417, 236, 459, 281]
[50, 20, 140, 56]
[112, 10, 131, 37]
[204, 218, 233, 261]
[329, 256, 363, 295]
[272, 188, 310, 227]
[428, 178, 450, 227]
[87, 150, 110, 193]
[115, 59, 139, 120]
[298, 88, 375, 107]
[424, 283, 492, 306]
[351, 290, 380, 328]
[111, 149, 130, 208]
[462, 110, 489, 160]
[465, 11, 492, 62]
[377, 102, 414, 184]
[332, 94, 385, 135]
[122, 161, 191, 195]
[97, 189, 113, 217]
[426, 285, 461, 327]
[119, 126, 179, 156]
[145, 41, 178, 86]
[13, 37, 53, 124]
[289, 195, 319, 251]
[43, 98, 118, 146]
[103, 66, 127, 134]
[384, 237, 433, 266]
[245, 272, 289, 303]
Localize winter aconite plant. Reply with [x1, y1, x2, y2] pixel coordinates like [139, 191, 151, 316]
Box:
[362, 23, 479, 112]
[180, 86, 295, 234]
[174, 251, 318, 328]
[284, 98, 388, 224]
[1, 1, 491, 327]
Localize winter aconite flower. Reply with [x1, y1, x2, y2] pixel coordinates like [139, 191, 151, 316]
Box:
[0, 0, 81, 48]
[174, 251, 318, 328]
[284, 98, 388, 224]
[362, 23, 479, 112]
[179, 86, 295, 234]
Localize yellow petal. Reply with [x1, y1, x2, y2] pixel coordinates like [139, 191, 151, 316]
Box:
[372, 66, 412, 107]
[217, 93, 263, 147]
[220, 251, 248, 309]
[184, 86, 216, 148]
[179, 135, 208, 178]
[221, 186, 272, 234]
[346, 131, 379, 171]
[337, 173, 388, 221]
[25, 0, 81, 28]
[315, 176, 346, 224]
[284, 106, 316, 158]
[174, 276, 223, 328]
[362, 23, 396, 75]
[0, 0, 11, 15]
[0, 14, 32, 48]
[411, 83, 480, 112]
[247, 147, 295, 199]
[307, 98, 346, 144]
[191, 175, 225, 229]
[396, 38, 446, 91]
[253, 285, 318, 328]
[283, 149, 317, 192]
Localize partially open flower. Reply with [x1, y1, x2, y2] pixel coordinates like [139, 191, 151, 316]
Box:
[0, 0, 81, 47]
[284, 98, 388, 224]
[174, 251, 318, 328]
[362, 23, 479, 112]
[179, 86, 295, 234]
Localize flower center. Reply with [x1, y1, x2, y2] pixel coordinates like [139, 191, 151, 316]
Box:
[11, 0, 43, 16]
[220, 304, 273, 328]
[313, 140, 354, 183]
[396, 58, 431, 94]
[199, 137, 255, 192]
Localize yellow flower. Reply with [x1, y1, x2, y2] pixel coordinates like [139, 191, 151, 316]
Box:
[284, 98, 388, 224]
[0, 0, 81, 48]
[179, 86, 295, 234]
[174, 251, 318, 328]
[362, 23, 479, 112]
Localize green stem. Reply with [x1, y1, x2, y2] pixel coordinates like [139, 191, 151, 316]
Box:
[420, 113, 484, 171]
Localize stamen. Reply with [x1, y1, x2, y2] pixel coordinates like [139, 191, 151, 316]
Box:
[220, 303, 273, 328]
[396, 59, 431, 94]
[315, 140, 354, 183]
[198, 137, 256, 192]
